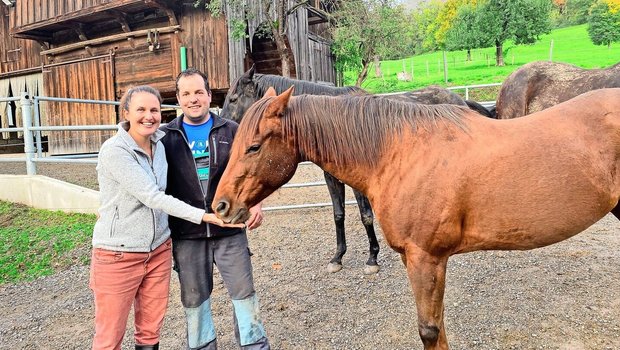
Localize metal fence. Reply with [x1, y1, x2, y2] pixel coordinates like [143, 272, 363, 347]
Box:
[1, 84, 498, 211]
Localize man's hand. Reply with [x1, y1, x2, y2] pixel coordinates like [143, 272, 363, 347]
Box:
[245, 203, 264, 230]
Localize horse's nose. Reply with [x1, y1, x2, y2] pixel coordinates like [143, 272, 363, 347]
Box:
[215, 199, 230, 217]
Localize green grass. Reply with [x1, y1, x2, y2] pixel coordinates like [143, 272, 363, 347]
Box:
[349, 24, 620, 98]
[0, 200, 95, 285]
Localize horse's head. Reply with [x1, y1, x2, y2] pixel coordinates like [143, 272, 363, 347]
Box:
[214, 86, 299, 224]
[221, 66, 260, 123]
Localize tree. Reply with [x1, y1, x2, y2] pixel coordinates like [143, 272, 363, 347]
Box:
[553, 0, 596, 27]
[195, 0, 309, 78]
[474, 0, 553, 66]
[331, 0, 409, 86]
[415, 0, 447, 51]
[444, 3, 484, 60]
[587, 0, 620, 48]
[432, 0, 480, 49]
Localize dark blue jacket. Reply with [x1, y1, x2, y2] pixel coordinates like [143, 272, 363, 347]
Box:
[160, 113, 243, 239]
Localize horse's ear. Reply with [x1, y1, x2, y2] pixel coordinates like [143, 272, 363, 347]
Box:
[263, 87, 277, 98]
[244, 65, 255, 79]
[265, 86, 294, 119]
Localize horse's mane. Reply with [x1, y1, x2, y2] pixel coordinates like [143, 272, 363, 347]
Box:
[255, 74, 364, 96]
[239, 94, 468, 167]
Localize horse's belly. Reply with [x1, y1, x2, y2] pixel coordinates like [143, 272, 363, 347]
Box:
[460, 195, 615, 252]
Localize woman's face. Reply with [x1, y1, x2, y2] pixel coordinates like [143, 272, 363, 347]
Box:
[125, 91, 162, 141]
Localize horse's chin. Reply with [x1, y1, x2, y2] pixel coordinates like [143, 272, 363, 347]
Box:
[228, 207, 250, 224]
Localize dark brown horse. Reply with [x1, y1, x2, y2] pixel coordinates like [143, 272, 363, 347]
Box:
[496, 60, 620, 119]
[213, 87, 620, 349]
[221, 67, 495, 275]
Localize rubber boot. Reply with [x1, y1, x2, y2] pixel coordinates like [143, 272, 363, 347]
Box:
[135, 343, 159, 350]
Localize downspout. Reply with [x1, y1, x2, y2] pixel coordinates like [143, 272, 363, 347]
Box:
[180, 46, 187, 71]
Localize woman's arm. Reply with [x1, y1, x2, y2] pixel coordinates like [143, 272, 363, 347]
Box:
[99, 145, 205, 224]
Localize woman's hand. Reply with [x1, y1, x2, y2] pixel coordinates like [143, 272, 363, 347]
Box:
[202, 213, 246, 228]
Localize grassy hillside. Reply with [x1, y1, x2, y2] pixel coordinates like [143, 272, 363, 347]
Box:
[348, 24, 620, 97]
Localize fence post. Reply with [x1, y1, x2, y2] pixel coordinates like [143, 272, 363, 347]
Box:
[20, 92, 36, 175]
[33, 96, 43, 157]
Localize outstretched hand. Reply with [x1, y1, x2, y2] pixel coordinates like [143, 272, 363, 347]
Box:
[202, 213, 245, 228]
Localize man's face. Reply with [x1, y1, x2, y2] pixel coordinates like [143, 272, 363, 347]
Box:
[177, 74, 212, 125]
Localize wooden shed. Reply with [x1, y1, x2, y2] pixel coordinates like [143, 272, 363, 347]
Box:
[0, 0, 336, 155]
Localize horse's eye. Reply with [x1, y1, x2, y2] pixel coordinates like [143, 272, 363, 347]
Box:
[229, 94, 238, 103]
[246, 144, 261, 154]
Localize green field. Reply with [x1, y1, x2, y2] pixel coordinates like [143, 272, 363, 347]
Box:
[347, 24, 620, 99]
[0, 201, 95, 284]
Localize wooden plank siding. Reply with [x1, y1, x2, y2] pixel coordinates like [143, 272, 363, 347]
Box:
[114, 33, 178, 97]
[240, 0, 335, 85]
[177, 8, 229, 91]
[308, 33, 336, 84]
[0, 5, 42, 75]
[10, 0, 139, 33]
[43, 57, 116, 154]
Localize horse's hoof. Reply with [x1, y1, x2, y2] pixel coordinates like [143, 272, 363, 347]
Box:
[326, 262, 343, 273]
[363, 264, 380, 275]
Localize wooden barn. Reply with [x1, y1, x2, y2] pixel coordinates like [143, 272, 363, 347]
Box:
[0, 0, 336, 154]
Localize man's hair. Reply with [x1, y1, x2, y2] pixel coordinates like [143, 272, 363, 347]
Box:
[119, 85, 162, 113]
[175, 68, 211, 95]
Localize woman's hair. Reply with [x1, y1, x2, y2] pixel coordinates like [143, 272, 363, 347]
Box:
[119, 85, 162, 120]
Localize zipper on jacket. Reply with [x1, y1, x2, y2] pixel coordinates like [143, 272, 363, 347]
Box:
[110, 206, 119, 237]
[212, 135, 218, 165]
[149, 159, 157, 250]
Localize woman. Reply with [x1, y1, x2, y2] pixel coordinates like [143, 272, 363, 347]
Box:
[90, 85, 240, 350]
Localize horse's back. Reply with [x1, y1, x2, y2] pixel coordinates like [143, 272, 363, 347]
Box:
[496, 61, 620, 119]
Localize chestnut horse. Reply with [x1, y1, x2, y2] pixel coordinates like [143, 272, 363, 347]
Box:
[496, 60, 620, 119]
[213, 87, 620, 349]
[222, 67, 495, 275]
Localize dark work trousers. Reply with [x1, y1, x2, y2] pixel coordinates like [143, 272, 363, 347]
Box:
[172, 232, 270, 350]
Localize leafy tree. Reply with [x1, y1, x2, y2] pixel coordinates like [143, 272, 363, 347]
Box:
[587, 0, 620, 48]
[553, 0, 596, 27]
[416, 0, 447, 51]
[432, 0, 481, 48]
[444, 3, 484, 60]
[331, 0, 409, 86]
[474, 0, 553, 66]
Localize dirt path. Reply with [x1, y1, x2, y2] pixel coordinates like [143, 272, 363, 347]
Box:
[1, 163, 619, 349]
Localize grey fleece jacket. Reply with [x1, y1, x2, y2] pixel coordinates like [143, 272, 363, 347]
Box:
[92, 122, 205, 252]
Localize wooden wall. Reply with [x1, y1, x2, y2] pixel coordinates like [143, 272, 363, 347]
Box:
[308, 33, 336, 84]
[9, 0, 130, 29]
[43, 57, 116, 154]
[178, 7, 229, 91]
[239, 0, 336, 85]
[0, 5, 42, 75]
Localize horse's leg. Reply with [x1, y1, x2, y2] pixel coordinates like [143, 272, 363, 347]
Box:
[353, 189, 380, 274]
[404, 246, 450, 350]
[324, 172, 347, 273]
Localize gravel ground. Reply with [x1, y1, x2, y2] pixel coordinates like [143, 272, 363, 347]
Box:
[1, 162, 620, 350]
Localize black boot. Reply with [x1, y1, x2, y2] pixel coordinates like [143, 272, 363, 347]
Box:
[135, 343, 159, 350]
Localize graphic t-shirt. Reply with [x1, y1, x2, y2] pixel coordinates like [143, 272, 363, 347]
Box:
[183, 118, 213, 191]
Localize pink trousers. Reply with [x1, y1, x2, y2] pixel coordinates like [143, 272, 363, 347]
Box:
[90, 239, 172, 350]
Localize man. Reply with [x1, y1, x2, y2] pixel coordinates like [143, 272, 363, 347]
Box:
[160, 68, 270, 350]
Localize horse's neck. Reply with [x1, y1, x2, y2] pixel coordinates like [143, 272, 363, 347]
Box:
[295, 99, 374, 194]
